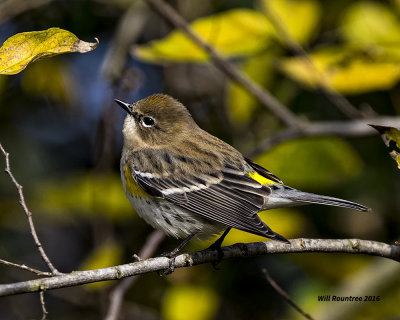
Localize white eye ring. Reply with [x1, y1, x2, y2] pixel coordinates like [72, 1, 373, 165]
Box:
[142, 116, 155, 127]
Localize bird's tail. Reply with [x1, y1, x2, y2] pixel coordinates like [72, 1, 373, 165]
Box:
[265, 185, 370, 212]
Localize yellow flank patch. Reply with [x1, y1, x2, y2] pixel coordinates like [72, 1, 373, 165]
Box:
[123, 164, 151, 198]
[248, 171, 280, 186]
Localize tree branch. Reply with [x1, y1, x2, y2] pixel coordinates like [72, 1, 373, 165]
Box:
[249, 116, 400, 157]
[0, 143, 60, 275]
[0, 238, 398, 297]
[0, 258, 52, 277]
[262, 268, 315, 320]
[39, 291, 48, 320]
[142, 0, 300, 129]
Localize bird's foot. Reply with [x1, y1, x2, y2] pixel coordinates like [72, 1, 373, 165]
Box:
[206, 241, 224, 269]
[159, 249, 179, 275]
[158, 233, 197, 275]
[206, 227, 231, 269]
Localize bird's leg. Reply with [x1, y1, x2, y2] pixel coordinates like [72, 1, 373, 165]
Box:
[160, 233, 197, 275]
[207, 227, 231, 266]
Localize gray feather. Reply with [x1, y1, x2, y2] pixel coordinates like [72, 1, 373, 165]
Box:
[266, 185, 370, 212]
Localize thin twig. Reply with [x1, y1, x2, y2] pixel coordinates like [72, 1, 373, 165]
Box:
[40, 290, 48, 320]
[262, 268, 315, 320]
[101, 0, 149, 83]
[0, 258, 52, 277]
[262, 1, 363, 119]
[248, 116, 400, 157]
[0, 143, 60, 275]
[142, 0, 300, 129]
[0, 238, 398, 297]
[104, 230, 165, 320]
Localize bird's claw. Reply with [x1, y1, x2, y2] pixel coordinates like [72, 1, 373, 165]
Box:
[206, 241, 225, 269]
[158, 251, 177, 275]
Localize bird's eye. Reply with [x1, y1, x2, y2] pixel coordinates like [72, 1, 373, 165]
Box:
[142, 116, 155, 127]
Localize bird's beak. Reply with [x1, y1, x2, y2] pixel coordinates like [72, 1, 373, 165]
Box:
[114, 99, 132, 114]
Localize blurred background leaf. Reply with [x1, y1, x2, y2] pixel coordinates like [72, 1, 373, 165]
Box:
[80, 240, 123, 290]
[340, 1, 400, 46]
[134, 8, 274, 62]
[260, 0, 321, 44]
[34, 172, 133, 221]
[162, 285, 219, 320]
[254, 137, 362, 189]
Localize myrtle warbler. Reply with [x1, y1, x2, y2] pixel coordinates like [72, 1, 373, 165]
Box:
[116, 94, 369, 250]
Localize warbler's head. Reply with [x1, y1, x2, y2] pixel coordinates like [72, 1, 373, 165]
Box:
[115, 94, 197, 149]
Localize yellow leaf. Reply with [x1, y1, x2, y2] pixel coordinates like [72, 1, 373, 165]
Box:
[280, 46, 400, 94]
[341, 1, 400, 46]
[162, 285, 219, 320]
[80, 241, 123, 290]
[331, 60, 400, 94]
[253, 137, 362, 189]
[34, 172, 133, 221]
[370, 125, 400, 169]
[261, 0, 321, 44]
[0, 27, 98, 75]
[134, 9, 274, 63]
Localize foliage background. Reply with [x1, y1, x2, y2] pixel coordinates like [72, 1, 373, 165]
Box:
[0, 0, 399, 319]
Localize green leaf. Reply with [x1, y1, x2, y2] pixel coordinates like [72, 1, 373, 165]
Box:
[162, 285, 219, 320]
[0, 27, 98, 75]
[341, 1, 400, 46]
[370, 125, 400, 169]
[254, 137, 363, 189]
[134, 9, 274, 63]
[280, 46, 400, 94]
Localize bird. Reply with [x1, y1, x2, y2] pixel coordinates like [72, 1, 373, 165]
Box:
[115, 94, 369, 258]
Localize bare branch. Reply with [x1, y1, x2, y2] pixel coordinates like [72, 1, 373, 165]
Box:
[101, 0, 149, 83]
[104, 231, 165, 320]
[262, 268, 315, 320]
[40, 291, 48, 320]
[249, 116, 400, 157]
[0, 258, 52, 277]
[142, 0, 300, 129]
[0, 238, 398, 297]
[0, 143, 60, 275]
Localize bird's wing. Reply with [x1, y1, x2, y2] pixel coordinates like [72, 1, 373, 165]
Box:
[244, 158, 283, 185]
[130, 153, 287, 242]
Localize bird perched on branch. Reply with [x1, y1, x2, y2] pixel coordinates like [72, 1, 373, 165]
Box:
[116, 94, 369, 262]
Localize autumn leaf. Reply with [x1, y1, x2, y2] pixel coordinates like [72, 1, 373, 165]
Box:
[280, 46, 400, 94]
[370, 125, 400, 169]
[0, 27, 98, 75]
[134, 9, 274, 63]
[260, 0, 321, 44]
